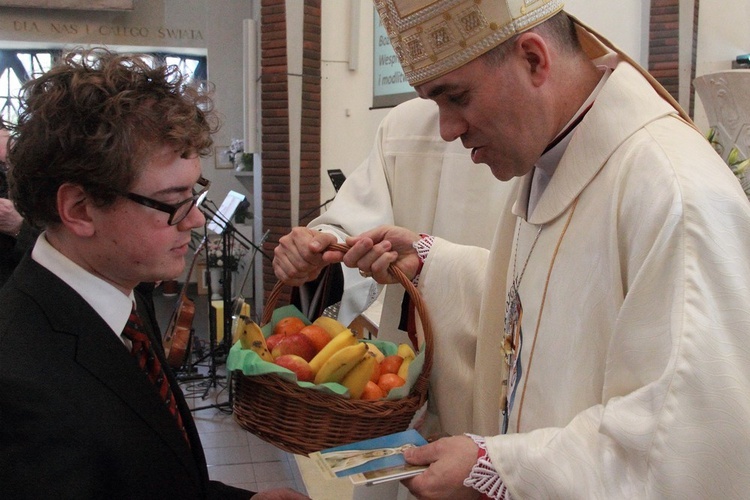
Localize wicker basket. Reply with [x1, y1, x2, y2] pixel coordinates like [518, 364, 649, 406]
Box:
[232, 243, 433, 455]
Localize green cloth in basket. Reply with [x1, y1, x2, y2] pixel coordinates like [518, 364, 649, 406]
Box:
[226, 305, 424, 400]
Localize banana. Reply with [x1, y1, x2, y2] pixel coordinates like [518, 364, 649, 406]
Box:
[312, 316, 348, 338]
[340, 351, 378, 399]
[314, 342, 368, 385]
[238, 317, 274, 362]
[364, 341, 385, 363]
[397, 355, 413, 380]
[397, 343, 416, 362]
[309, 328, 358, 373]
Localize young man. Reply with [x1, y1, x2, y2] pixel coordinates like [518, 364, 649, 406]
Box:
[333, 1, 750, 498]
[0, 48, 307, 500]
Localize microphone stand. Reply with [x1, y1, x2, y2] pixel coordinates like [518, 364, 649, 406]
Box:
[186, 220, 233, 412]
[190, 201, 268, 412]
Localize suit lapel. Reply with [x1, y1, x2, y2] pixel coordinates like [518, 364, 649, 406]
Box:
[15, 257, 204, 485]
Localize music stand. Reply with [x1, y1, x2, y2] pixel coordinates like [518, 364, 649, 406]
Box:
[207, 190, 246, 235]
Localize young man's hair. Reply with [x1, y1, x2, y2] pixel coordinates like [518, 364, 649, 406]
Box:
[8, 47, 218, 228]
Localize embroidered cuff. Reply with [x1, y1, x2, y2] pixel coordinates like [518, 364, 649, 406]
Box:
[463, 433, 512, 500]
[411, 233, 433, 286]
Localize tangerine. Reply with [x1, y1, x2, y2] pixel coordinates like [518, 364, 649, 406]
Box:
[361, 381, 385, 400]
[377, 373, 405, 395]
[273, 316, 306, 337]
[379, 355, 404, 375]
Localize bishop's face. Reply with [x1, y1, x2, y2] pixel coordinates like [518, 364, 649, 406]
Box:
[415, 48, 547, 182]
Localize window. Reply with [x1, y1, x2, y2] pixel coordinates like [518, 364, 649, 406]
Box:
[0, 50, 58, 123]
[0, 49, 207, 124]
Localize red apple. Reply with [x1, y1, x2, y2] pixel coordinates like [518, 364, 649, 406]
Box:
[271, 333, 317, 362]
[274, 354, 315, 382]
[299, 325, 332, 354]
[266, 333, 286, 353]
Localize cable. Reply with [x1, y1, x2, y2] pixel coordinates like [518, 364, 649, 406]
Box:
[299, 195, 336, 222]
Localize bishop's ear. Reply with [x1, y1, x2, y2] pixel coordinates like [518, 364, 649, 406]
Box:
[516, 32, 551, 87]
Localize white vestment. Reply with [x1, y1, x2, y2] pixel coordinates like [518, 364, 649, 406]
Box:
[310, 97, 511, 336]
[419, 60, 750, 497]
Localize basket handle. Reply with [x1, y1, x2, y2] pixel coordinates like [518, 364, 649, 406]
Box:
[263, 242, 434, 387]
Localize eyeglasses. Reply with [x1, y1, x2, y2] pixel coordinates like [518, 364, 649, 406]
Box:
[125, 176, 210, 226]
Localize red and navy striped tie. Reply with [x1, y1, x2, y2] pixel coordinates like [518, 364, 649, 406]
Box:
[122, 306, 189, 445]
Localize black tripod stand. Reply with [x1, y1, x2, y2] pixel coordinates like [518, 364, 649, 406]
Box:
[189, 200, 269, 412]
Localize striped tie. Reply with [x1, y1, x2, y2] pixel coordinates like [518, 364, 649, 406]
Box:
[122, 306, 189, 445]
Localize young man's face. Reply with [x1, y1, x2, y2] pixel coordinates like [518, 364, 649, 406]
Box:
[88, 145, 206, 292]
[415, 46, 545, 182]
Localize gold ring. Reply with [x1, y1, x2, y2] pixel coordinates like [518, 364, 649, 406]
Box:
[359, 270, 372, 278]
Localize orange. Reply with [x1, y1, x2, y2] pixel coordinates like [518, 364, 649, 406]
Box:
[361, 381, 385, 400]
[299, 325, 332, 353]
[369, 361, 382, 383]
[273, 316, 306, 337]
[377, 373, 405, 395]
[379, 355, 404, 375]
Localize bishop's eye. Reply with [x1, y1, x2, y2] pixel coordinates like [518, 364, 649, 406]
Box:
[447, 91, 469, 105]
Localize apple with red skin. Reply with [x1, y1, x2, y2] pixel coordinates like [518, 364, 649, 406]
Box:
[271, 333, 317, 362]
[274, 354, 315, 382]
[266, 333, 286, 353]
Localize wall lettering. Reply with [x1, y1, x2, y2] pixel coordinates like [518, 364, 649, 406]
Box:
[5, 18, 204, 43]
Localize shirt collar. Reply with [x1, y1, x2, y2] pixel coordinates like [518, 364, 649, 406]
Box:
[31, 232, 134, 337]
[536, 66, 612, 177]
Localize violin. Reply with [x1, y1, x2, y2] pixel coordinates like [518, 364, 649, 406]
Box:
[163, 237, 206, 369]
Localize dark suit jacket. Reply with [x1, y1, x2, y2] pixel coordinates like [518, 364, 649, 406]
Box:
[0, 255, 252, 499]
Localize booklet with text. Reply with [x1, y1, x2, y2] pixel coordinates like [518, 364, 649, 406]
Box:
[309, 429, 428, 486]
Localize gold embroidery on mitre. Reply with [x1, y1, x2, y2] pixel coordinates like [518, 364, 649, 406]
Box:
[373, 0, 565, 86]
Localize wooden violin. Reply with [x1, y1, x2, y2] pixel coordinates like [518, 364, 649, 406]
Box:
[163, 237, 207, 369]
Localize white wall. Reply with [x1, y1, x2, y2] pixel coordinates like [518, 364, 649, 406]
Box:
[321, 0, 389, 206]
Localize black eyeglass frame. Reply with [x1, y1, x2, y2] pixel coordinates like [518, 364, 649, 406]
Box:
[125, 176, 210, 226]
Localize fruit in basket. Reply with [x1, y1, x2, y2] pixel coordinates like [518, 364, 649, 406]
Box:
[265, 333, 286, 353]
[369, 360, 382, 383]
[379, 355, 404, 375]
[397, 355, 414, 380]
[397, 343, 416, 361]
[273, 316, 306, 337]
[308, 328, 358, 373]
[299, 325, 332, 353]
[274, 354, 315, 382]
[312, 316, 347, 338]
[364, 342, 385, 363]
[340, 351, 378, 399]
[271, 333, 317, 362]
[377, 373, 406, 395]
[361, 381, 386, 400]
[239, 317, 274, 362]
[314, 342, 368, 384]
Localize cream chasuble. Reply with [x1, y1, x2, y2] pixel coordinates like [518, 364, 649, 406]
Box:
[417, 60, 750, 498]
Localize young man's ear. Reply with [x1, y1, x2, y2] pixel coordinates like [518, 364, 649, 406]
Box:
[57, 183, 96, 237]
